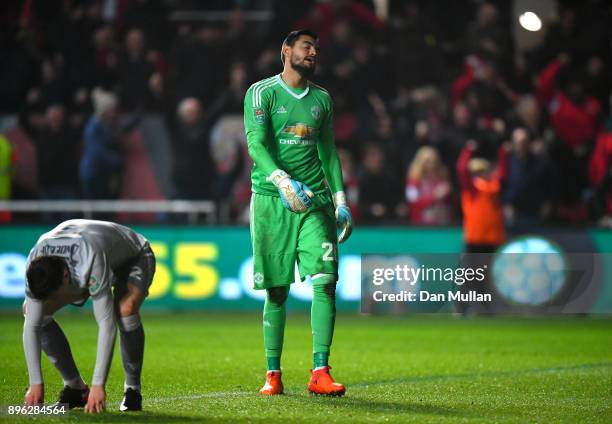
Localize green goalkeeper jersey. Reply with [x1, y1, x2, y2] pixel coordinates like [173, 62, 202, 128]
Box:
[244, 74, 344, 197]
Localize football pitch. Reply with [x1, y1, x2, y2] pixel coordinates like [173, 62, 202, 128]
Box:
[0, 312, 610, 423]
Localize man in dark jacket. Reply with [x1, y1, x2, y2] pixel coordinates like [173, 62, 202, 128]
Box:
[171, 97, 217, 200]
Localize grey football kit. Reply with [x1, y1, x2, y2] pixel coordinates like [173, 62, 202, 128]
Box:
[23, 219, 155, 390]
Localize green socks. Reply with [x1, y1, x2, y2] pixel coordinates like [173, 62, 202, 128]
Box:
[263, 276, 337, 371]
[267, 357, 281, 371]
[263, 287, 289, 371]
[311, 275, 337, 368]
[313, 352, 329, 368]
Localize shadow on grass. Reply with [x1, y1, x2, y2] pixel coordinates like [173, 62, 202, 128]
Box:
[349, 361, 612, 388]
[314, 396, 465, 417]
[264, 392, 468, 418]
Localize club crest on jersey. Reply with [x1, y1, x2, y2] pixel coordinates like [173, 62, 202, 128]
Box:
[311, 105, 321, 120]
[88, 275, 102, 294]
[254, 272, 264, 284]
[254, 108, 265, 123]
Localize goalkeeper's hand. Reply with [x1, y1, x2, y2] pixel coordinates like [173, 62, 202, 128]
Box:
[333, 192, 353, 243]
[268, 169, 314, 213]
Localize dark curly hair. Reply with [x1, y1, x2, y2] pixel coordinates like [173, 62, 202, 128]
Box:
[26, 257, 66, 300]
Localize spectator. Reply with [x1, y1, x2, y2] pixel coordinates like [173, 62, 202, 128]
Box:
[20, 104, 81, 201]
[80, 88, 124, 200]
[503, 128, 555, 228]
[514, 95, 543, 138]
[456, 140, 507, 312]
[358, 144, 402, 223]
[169, 25, 230, 103]
[118, 28, 158, 111]
[536, 56, 602, 150]
[589, 130, 612, 227]
[208, 60, 248, 117]
[171, 97, 217, 200]
[467, 2, 510, 60]
[439, 101, 477, 169]
[388, 1, 443, 89]
[532, 7, 580, 70]
[295, 0, 384, 47]
[406, 146, 452, 225]
[462, 58, 514, 121]
[0, 135, 15, 223]
[457, 140, 506, 250]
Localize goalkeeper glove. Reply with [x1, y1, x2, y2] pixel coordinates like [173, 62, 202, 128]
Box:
[333, 191, 353, 243]
[268, 169, 314, 213]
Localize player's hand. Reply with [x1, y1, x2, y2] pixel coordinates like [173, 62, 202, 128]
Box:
[333, 192, 353, 244]
[24, 384, 44, 406]
[268, 169, 314, 213]
[85, 385, 106, 413]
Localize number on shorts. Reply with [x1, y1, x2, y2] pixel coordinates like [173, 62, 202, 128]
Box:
[321, 242, 334, 261]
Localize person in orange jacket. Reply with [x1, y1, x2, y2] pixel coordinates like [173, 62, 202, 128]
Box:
[456, 139, 507, 313]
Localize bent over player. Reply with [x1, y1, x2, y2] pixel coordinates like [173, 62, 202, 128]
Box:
[244, 29, 353, 396]
[23, 219, 155, 412]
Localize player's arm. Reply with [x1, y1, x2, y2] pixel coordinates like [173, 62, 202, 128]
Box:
[317, 102, 352, 243]
[23, 296, 45, 405]
[244, 86, 278, 176]
[244, 86, 313, 213]
[85, 254, 117, 413]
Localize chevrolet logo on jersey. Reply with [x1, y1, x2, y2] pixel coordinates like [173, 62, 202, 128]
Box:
[282, 123, 317, 139]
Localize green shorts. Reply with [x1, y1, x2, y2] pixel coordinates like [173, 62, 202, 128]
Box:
[249, 191, 338, 289]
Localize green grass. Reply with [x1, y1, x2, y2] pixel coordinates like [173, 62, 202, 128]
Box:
[0, 312, 611, 423]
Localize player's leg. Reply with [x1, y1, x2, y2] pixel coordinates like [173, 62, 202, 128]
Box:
[261, 286, 289, 395]
[250, 193, 297, 395]
[311, 274, 336, 369]
[309, 273, 345, 396]
[114, 245, 155, 411]
[297, 198, 345, 396]
[114, 283, 145, 411]
[263, 286, 289, 370]
[23, 301, 89, 408]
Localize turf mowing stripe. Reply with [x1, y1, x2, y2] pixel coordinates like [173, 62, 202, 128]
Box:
[138, 362, 612, 405]
[350, 362, 612, 388]
[141, 391, 252, 405]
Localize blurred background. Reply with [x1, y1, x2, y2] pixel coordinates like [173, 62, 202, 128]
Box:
[0, 0, 611, 312]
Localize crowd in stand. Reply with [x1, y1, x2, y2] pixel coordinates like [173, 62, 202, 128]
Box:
[1, 0, 611, 226]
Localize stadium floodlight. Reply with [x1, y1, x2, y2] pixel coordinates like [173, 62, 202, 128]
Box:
[519, 11, 542, 32]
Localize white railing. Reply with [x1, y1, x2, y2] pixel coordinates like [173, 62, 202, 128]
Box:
[0, 200, 218, 224]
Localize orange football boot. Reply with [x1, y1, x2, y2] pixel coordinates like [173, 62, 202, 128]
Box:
[259, 371, 284, 395]
[308, 366, 346, 396]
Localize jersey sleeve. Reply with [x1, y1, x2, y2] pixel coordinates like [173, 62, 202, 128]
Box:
[316, 98, 344, 195]
[23, 296, 45, 385]
[91, 286, 117, 386]
[244, 85, 279, 176]
[87, 252, 114, 297]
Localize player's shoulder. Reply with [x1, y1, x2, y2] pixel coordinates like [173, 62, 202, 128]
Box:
[309, 81, 331, 98]
[246, 75, 281, 107]
[247, 75, 280, 96]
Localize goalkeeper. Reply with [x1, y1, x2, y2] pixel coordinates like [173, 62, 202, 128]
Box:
[244, 29, 352, 396]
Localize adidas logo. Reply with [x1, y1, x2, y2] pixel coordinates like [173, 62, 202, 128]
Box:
[277, 106, 287, 114]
